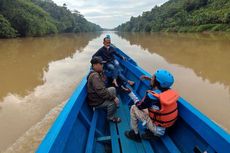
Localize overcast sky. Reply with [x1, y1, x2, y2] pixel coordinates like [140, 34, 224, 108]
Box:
[53, 0, 169, 29]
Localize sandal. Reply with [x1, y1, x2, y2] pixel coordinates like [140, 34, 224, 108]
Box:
[108, 117, 121, 123]
[128, 80, 135, 86]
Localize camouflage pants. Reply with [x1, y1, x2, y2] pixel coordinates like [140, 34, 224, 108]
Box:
[95, 87, 117, 120]
[130, 105, 156, 134]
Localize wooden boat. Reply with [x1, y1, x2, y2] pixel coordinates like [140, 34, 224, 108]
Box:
[36, 46, 230, 153]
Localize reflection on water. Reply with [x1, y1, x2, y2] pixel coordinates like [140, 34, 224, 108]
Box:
[4, 102, 65, 153]
[116, 32, 230, 132]
[1, 32, 230, 153]
[117, 32, 230, 87]
[0, 33, 101, 152]
[0, 33, 99, 99]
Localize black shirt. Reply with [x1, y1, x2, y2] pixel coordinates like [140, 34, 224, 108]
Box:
[93, 46, 123, 62]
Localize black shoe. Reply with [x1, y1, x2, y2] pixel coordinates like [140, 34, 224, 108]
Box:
[141, 129, 158, 140]
[125, 130, 141, 142]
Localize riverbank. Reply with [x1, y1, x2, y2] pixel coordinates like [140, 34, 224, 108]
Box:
[0, 0, 101, 38]
[115, 0, 230, 33]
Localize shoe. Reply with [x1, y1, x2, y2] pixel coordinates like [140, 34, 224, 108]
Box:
[125, 130, 141, 142]
[141, 129, 158, 140]
[121, 85, 131, 93]
[112, 79, 119, 87]
[108, 117, 121, 123]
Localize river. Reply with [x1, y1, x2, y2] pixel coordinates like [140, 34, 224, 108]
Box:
[0, 32, 230, 152]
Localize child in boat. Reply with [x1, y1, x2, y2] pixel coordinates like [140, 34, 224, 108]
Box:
[125, 69, 179, 141]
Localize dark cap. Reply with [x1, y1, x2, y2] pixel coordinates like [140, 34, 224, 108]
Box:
[90, 56, 105, 65]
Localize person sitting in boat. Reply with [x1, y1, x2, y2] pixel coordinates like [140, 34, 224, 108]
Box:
[125, 69, 179, 141]
[87, 56, 121, 123]
[92, 35, 134, 87]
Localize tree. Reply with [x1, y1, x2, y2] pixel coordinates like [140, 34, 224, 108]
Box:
[224, 12, 230, 23]
[0, 0, 102, 38]
[115, 0, 230, 32]
[0, 14, 17, 38]
[0, 0, 57, 37]
[184, 0, 208, 12]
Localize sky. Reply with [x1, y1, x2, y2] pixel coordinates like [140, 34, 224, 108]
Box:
[52, 0, 169, 29]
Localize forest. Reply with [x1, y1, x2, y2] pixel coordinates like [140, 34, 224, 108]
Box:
[0, 0, 102, 38]
[115, 0, 230, 32]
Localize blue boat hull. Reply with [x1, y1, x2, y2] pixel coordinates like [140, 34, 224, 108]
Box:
[36, 46, 230, 153]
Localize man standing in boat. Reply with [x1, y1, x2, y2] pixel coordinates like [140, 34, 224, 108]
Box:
[93, 35, 134, 87]
[125, 69, 179, 141]
[87, 56, 121, 123]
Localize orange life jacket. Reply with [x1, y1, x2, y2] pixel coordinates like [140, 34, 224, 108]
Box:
[147, 89, 179, 128]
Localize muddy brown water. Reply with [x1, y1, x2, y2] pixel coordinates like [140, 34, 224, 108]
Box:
[0, 32, 229, 152]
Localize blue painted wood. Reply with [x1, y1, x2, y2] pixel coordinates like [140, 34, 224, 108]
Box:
[79, 110, 104, 137]
[205, 146, 216, 153]
[116, 99, 147, 153]
[110, 123, 121, 153]
[120, 86, 156, 153]
[178, 98, 230, 153]
[85, 111, 98, 153]
[96, 136, 111, 142]
[79, 110, 91, 126]
[160, 136, 181, 153]
[141, 140, 156, 153]
[94, 110, 106, 137]
[168, 117, 216, 153]
[116, 95, 156, 153]
[95, 129, 104, 137]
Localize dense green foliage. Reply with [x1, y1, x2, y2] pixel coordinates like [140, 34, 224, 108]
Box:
[0, 14, 17, 38]
[31, 0, 102, 33]
[115, 0, 230, 32]
[0, 0, 102, 38]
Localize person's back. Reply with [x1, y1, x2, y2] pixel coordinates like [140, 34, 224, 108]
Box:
[146, 89, 179, 128]
[125, 69, 179, 141]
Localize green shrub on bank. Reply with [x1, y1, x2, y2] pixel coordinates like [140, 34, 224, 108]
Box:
[0, 14, 17, 38]
[0, 0, 102, 38]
